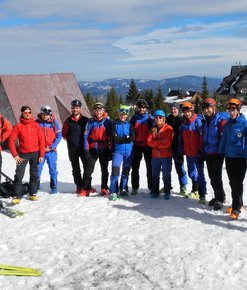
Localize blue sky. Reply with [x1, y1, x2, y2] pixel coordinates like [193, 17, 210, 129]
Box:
[0, 0, 247, 81]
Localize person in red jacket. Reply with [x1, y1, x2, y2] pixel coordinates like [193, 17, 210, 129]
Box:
[178, 102, 207, 204]
[147, 110, 173, 199]
[0, 113, 12, 181]
[8, 106, 45, 204]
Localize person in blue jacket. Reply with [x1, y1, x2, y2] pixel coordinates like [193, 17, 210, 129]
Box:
[219, 98, 247, 220]
[36, 105, 62, 193]
[201, 98, 228, 210]
[109, 105, 135, 201]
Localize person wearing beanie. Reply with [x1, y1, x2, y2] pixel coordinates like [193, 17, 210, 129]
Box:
[83, 102, 112, 197]
[130, 99, 154, 195]
[36, 105, 62, 194]
[219, 98, 247, 219]
[166, 103, 188, 195]
[8, 106, 45, 204]
[147, 110, 173, 199]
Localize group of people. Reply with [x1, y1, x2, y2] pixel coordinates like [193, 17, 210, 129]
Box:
[0, 97, 246, 220]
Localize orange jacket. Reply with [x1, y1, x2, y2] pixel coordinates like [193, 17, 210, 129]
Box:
[0, 114, 12, 152]
[147, 123, 173, 158]
[8, 117, 45, 157]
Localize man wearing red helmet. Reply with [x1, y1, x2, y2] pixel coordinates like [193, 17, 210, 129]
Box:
[201, 98, 228, 210]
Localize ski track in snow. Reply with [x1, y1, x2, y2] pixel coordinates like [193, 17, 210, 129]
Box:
[0, 108, 247, 290]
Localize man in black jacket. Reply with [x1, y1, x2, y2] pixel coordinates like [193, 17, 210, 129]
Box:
[62, 99, 92, 195]
[166, 103, 188, 194]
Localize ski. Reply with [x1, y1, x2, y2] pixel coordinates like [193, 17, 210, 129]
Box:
[0, 201, 24, 218]
[0, 264, 42, 276]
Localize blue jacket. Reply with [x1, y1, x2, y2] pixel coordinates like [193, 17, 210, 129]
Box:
[219, 113, 247, 158]
[111, 119, 135, 154]
[203, 111, 228, 154]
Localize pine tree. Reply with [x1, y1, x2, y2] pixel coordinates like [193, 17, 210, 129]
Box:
[152, 86, 164, 113]
[201, 76, 209, 100]
[84, 92, 95, 115]
[125, 79, 140, 105]
[105, 87, 120, 120]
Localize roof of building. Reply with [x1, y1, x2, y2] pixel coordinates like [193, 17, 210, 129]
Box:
[0, 73, 91, 125]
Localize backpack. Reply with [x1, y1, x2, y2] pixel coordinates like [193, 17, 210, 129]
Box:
[0, 181, 29, 198]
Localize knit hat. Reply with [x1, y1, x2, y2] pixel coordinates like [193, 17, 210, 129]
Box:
[170, 103, 180, 110]
[21, 105, 31, 112]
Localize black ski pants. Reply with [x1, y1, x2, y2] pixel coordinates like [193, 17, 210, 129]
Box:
[68, 146, 86, 189]
[205, 154, 225, 202]
[131, 145, 152, 191]
[14, 151, 39, 198]
[83, 148, 110, 190]
[225, 157, 246, 212]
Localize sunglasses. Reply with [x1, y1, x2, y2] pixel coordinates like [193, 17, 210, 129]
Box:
[155, 116, 163, 119]
[226, 104, 237, 110]
[23, 111, 32, 115]
[182, 107, 192, 111]
[119, 109, 129, 114]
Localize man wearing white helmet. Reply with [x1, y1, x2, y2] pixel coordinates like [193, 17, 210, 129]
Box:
[36, 105, 62, 194]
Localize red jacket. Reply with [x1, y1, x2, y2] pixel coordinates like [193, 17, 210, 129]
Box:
[180, 113, 203, 157]
[8, 117, 45, 157]
[0, 114, 12, 152]
[147, 123, 173, 158]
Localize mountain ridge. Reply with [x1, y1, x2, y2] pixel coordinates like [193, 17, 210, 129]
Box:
[78, 75, 222, 99]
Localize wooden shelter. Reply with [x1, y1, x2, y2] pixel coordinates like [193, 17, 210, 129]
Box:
[0, 73, 91, 126]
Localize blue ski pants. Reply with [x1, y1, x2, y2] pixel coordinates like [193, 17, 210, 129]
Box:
[186, 156, 207, 197]
[151, 157, 172, 195]
[38, 151, 58, 189]
[110, 151, 132, 194]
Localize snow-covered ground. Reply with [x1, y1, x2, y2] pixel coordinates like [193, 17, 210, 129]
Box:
[0, 108, 247, 290]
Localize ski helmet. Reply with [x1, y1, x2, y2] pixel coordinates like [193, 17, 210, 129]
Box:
[226, 98, 241, 110]
[71, 99, 82, 107]
[93, 102, 104, 110]
[182, 102, 194, 111]
[201, 98, 216, 109]
[136, 99, 148, 108]
[118, 105, 130, 115]
[41, 105, 52, 115]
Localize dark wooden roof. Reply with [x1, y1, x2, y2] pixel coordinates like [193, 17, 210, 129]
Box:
[0, 73, 91, 126]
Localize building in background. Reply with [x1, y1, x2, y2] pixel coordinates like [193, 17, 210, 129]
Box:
[0, 73, 91, 126]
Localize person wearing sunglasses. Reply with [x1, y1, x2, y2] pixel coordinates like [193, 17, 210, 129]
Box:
[200, 98, 228, 210]
[219, 98, 247, 220]
[36, 105, 62, 194]
[147, 110, 173, 199]
[178, 102, 207, 204]
[8, 106, 45, 204]
[130, 99, 154, 195]
[109, 105, 135, 201]
[166, 103, 188, 195]
[83, 102, 112, 197]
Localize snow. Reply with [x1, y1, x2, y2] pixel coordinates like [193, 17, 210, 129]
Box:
[0, 108, 247, 290]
